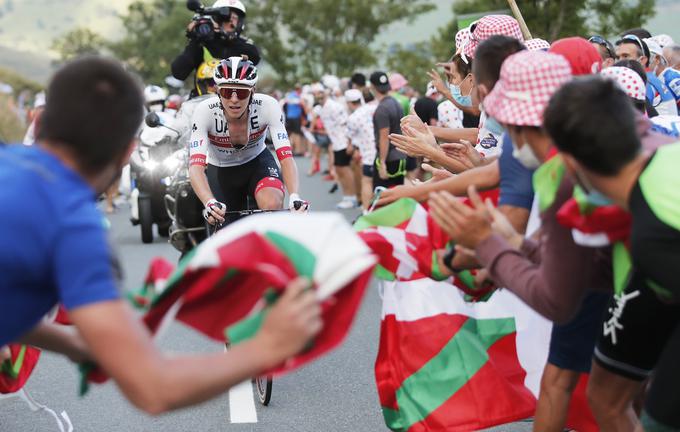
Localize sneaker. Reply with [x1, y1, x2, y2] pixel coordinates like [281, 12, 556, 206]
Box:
[328, 183, 339, 194]
[322, 174, 335, 181]
[336, 198, 358, 209]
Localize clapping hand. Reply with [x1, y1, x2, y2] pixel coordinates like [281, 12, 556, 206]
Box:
[428, 185, 493, 249]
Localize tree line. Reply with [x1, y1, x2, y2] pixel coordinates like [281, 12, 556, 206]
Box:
[51, 0, 656, 93]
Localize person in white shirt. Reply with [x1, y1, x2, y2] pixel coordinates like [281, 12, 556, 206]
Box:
[345, 89, 378, 211]
[313, 84, 357, 209]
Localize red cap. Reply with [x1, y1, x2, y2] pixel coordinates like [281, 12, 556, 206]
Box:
[549, 37, 602, 76]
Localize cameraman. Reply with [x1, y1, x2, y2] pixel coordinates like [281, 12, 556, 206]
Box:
[171, 0, 261, 82]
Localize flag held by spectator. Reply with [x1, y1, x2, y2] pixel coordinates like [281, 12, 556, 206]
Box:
[82, 212, 376, 393]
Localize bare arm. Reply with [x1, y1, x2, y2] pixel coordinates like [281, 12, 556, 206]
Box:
[68, 278, 320, 414]
[16, 321, 89, 363]
[377, 160, 500, 206]
[279, 157, 299, 195]
[429, 126, 479, 143]
[189, 165, 214, 206]
[378, 127, 390, 163]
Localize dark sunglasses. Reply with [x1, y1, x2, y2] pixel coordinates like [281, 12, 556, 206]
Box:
[588, 35, 615, 59]
[618, 34, 649, 58]
[218, 87, 251, 100]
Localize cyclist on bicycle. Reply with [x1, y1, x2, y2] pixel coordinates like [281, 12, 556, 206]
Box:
[188, 56, 308, 226]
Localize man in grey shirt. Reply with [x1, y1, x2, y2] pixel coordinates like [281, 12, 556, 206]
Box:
[370, 71, 407, 188]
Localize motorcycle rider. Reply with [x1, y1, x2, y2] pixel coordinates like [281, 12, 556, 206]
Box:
[171, 0, 260, 83]
[144, 85, 168, 113]
[188, 56, 308, 227]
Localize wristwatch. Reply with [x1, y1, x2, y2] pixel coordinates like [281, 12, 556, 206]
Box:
[442, 246, 459, 273]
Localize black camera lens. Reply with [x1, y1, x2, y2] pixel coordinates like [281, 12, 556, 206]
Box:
[196, 22, 214, 39]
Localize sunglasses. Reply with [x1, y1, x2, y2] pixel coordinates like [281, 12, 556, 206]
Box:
[218, 87, 251, 100]
[588, 35, 615, 59]
[618, 34, 648, 58]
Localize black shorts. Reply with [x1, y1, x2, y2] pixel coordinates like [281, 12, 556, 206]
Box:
[548, 292, 610, 373]
[285, 117, 302, 135]
[362, 164, 374, 177]
[314, 133, 330, 149]
[594, 271, 680, 381]
[334, 149, 351, 167]
[406, 156, 417, 172]
[206, 150, 284, 224]
[373, 159, 406, 189]
[642, 321, 680, 430]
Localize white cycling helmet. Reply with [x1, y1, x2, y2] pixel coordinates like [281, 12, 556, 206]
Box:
[213, 56, 258, 88]
[321, 74, 340, 91]
[212, 0, 246, 16]
[144, 85, 168, 105]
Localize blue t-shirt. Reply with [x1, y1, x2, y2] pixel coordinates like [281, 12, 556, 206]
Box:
[646, 72, 677, 116]
[661, 68, 680, 107]
[0, 145, 120, 346]
[284, 91, 303, 119]
[498, 134, 535, 210]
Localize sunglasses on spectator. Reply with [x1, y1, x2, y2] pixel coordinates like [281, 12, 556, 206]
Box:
[218, 87, 251, 100]
[618, 34, 648, 58]
[588, 35, 615, 59]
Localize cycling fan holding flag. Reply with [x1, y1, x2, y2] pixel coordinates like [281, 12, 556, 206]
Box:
[188, 56, 309, 227]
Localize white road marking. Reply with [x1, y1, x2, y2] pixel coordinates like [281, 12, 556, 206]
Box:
[224, 344, 258, 423]
[228, 380, 258, 423]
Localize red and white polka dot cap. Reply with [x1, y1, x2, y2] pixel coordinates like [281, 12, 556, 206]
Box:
[525, 38, 551, 51]
[455, 27, 471, 52]
[600, 66, 646, 102]
[463, 15, 524, 59]
[484, 50, 572, 127]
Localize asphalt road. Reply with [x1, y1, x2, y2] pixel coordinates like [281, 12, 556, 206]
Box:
[1, 156, 531, 432]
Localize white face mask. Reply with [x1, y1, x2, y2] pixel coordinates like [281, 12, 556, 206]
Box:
[512, 141, 541, 169]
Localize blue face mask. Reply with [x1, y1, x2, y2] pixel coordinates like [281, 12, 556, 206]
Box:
[484, 116, 505, 136]
[449, 81, 473, 107]
[574, 171, 613, 206]
[585, 189, 613, 207]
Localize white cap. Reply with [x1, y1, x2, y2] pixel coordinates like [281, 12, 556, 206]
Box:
[644, 38, 664, 57]
[425, 81, 438, 97]
[310, 82, 325, 93]
[344, 89, 363, 103]
[652, 34, 675, 48]
[34, 91, 46, 108]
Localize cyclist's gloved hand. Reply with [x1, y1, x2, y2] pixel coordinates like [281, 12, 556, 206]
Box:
[289, 193, 309, 213]
[203, 198, 226, 225]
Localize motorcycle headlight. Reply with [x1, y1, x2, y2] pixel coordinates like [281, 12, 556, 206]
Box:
[143, 159, 159, 171]
[162, 154, 181, 171]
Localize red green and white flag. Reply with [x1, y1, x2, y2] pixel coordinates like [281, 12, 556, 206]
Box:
[0, 344, 40, 394]
[355, 196, 498, 300]
[375, 279, 550, 431]
[82, 212, 376, 392]
[354, 198, 553, 430]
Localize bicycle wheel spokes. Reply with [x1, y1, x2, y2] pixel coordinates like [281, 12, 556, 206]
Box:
[255, 375, 273, 406]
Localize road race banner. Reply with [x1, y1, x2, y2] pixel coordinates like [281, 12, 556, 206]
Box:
[354, 198, 598, 431]
[81, 212, 376, 393]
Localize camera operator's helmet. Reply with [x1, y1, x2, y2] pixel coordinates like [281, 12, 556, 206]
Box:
[195, 59, 220, 95]
[212, 0, 246, 40]
[212, 0, 246, 16]
[214, 57, 258, 88]
[144, 85, 168, 112]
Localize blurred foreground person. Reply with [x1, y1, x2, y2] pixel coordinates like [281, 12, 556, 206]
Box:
[0, 56, 321, 415]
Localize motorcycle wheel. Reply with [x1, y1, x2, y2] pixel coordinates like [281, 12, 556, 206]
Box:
[158, 224, 170, 238]
[139, 197, 154, 244]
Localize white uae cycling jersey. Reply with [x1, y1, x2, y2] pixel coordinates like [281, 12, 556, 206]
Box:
[189, 93, 292, 167]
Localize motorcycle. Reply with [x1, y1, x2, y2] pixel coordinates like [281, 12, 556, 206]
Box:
[161, 95, 214, 256]
[129, 111, 182, 243]
[163, 147, 207, 256]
